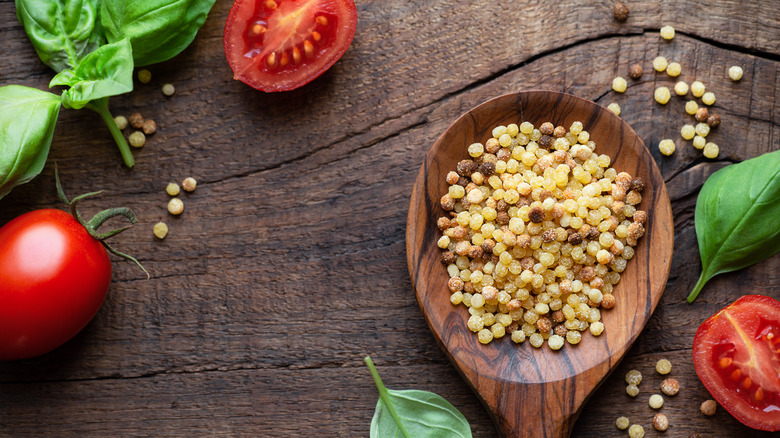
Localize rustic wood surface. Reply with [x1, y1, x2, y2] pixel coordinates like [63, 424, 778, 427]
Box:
[0, 0, 778, 437]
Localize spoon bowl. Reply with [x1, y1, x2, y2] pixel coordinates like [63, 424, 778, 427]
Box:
[406, 91, 673, 437]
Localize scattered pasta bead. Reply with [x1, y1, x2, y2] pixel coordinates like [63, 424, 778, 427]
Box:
[701, 399, 717, 416]
[661, 378, 680, 396]
[114, 115, 128, 130]
[626, 384, 640, 397]
[128, 131, 146, 148]
[674, 81, 689, 96]
[695, 107, 709, 122]
[627, 64, 642, 80]
[167, 198, 184, 215]
[628, 424, 645, 438]
[656, 358, 672, 374]
[478, 328, 494, 344]
[695, 123, 710, 137]
[653, 413, 669, 431]
[658, 139, 675, 156]
[607, 103, 621, 116]
[626, 369, 642, 385]
[728, 65, 743, 81]
[666, 62, 681, 77]
[548, 334, 564, 350]
[693, 135, 706, 149]
[652, 56, 668, 72]
[685, 100, 699, 115]
[162, 83, 176, 96]
[681, 124, 695, 140]
[616, 416, 630, 430]
[166, 182, 181, 196]
[153, 222, 168, 239]
[660, 25, 675, 40]
[613, 76, 628, 93]
[137, 69, 152, 84]
[649, 394, 664, 409]
[654, 87, 671, 104]
[702, 91, 716, 106]
[691, 80, 706, 97]
[703, 142, 719, 159]
[182, 177, 198, 192]
[468, 143, 484, 157]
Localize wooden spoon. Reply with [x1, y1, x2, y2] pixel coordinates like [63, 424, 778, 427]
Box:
[406, 91, 673, 437]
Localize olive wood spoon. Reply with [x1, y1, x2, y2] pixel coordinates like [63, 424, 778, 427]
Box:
[406, 91, 673, 437]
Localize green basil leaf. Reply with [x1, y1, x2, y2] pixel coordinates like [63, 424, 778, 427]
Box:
[101, 0, 216, 67]
[365, 357, 472, 438]
[15, 0, 105, 72]
[688, 149, 780, 302]
[0, 85, 61, 199]
[51, 39, 134, 110]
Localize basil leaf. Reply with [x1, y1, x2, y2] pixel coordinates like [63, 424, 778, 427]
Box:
[688, 149, 780, 302]
[101, 0, 216, 67]
[15, 0, 105, 72]
[365, 357, 472, 438]
[0, 85, 61, 199]
[50, 39, 134, 110]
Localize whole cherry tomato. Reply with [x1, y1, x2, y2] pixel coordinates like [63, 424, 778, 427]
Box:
[224, 0, 358, 92]
[0, 171, 145, 360]
[0, 209, 112, 360]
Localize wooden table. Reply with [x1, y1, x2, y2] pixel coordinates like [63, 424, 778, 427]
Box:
[1, 1, 778, 436]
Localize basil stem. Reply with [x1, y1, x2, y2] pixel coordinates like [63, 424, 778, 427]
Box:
[365, 356, 472, 438]
[85, 97, 134, 168]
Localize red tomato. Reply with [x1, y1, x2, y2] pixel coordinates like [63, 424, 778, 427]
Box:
[224, 0, 357, 92]
[693, 295, 780, 431]
[0, 209, 111, 360]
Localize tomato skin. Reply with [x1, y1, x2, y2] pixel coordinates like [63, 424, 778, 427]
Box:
[224, 0, 357, 92]
[0, 209, 111, 360]
[693, 295, 780, 432]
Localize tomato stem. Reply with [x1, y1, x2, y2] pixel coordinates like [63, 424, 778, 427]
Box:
[55, 165, 149, 278]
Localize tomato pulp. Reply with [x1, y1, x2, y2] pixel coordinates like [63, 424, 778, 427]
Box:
[0, 209, 112, 360]
[224, 0, 357, 92]
[693, 295, 780, 431]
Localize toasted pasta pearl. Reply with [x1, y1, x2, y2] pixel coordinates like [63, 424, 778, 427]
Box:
[703, 142, 719, 159]
[685, 100, 699, 115]
[666, 62, 681, 77]
[660, 25, 675, 40]
[728, 65, 743, 81]
[681, 124, 695, 140]
[607, 103, 621, 116]
[702, 92, 716, 106]
[654, 87, 671, 104]
[691, 81, 706, 97]
[652, 56, 668, 72]
[612, 76, 628, 93]
[674, 81, 688, 96]
[658, 139, 675, 156]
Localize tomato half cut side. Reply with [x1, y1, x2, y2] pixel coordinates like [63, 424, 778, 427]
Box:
[693, 295, 780, 431]
[224, 0, 357, 92]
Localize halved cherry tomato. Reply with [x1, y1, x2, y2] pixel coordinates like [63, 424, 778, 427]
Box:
[693, 295, 780, 431]
[224, 0, 357, 92]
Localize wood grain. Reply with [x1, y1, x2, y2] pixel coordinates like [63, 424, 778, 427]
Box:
[0, 0, 778, 436]
[407, 92, 673, 437]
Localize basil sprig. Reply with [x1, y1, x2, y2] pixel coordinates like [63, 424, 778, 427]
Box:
[365, 356, 472, 438]
[0, 0, 215, 200]
[688, 149, 780, 302]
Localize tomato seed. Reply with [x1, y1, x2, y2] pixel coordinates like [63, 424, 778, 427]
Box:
[316, 16, 328, 26]
[730, 368, 742, 380]
[251, 23, 267, 35]
[742, 377, 753, 389]
[312, 31, 321, 42]
[719, 357, 733, 368]
[266, 52, 277, 68]
[292, 47, 302, 64]
[755, 387, 765, 402]
[265, 0, 277, 10]
[280, 52, 289, 67]
[304, 40, 314, 58]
